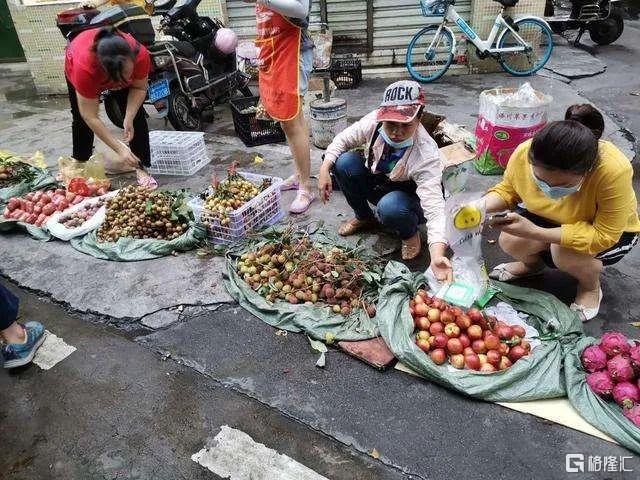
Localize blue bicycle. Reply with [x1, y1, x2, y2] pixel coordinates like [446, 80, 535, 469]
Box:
[406, 0, 554, 82]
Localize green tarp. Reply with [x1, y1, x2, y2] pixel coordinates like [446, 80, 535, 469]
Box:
[0, 219, 52, 241]
[564, 336, 640, 454]
[69, 223, 206, 261]
[223, 230, 399, 342]
[0, 168, 58, 206]
[377, 267, 584, 402]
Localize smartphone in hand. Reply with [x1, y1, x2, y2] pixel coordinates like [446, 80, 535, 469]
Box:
[488, 211, 514, 227]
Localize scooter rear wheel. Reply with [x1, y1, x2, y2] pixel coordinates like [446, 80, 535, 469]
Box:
[167, 90, 202, 131]
[588, 8, 624, 45]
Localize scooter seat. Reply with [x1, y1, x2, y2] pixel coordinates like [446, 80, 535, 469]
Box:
[149, 41, 196, 59]
[493, 0, 519, 7]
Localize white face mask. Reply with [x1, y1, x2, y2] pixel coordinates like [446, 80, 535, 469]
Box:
[530, 166, 584, 199]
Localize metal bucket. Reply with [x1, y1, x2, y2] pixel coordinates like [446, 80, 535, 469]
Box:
[309, 98, 348, 149]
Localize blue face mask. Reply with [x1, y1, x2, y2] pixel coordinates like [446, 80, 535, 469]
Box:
[378, 127, 414, 149]
[531, 167, 583, 199]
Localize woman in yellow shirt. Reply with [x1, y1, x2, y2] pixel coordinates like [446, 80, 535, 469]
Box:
[481, 115, 640, 321]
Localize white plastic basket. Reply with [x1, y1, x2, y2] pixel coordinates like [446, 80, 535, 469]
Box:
[148, 131, 210, 176]
[188, 172, 284, 244]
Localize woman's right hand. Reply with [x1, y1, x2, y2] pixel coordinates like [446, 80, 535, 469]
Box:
[117, 144, 141, 169]
[318, 165, 333, 204]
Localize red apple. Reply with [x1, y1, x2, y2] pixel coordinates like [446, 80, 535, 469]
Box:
[415, 303, 429, 317]
[414, 294, 424, 305]
[433, 333, 448, 349]
[499, 356, 512, 370]
[428, 336, 436, 347]
[450, 306, 463, 317]
[455, 314, 472, 330]
[467, 325, 483, 341]
[463, 346, 475, 357]
[464, 353, 481, 371]
[480, 363, 497, 373]
[444, 323, 460, 338]
[496, 325, 514, 340]
[416, 338, 431, 353]
[429, 322, 444, 335]
[458, 333, 471, 349]
[427, 308, 441, 322]
[498, 342, 510, 356]
[440, 309, 456, 324]
[447, 338, 464, 355]
[472, 339, 487, 354]
[467, 308, 484, 324]
[484, 333, 501, 351]
[520, 339, 531, 353]
[508, 345, 527, 363]
[486, 349, 501, 367]
[512, 325, 526, 338]
[415, 316, 431, 331]
[478, 353, 488, 365]
[449, 354, 465, 369]
[430, 348, 447, 365]
[432, 299, 444, 310]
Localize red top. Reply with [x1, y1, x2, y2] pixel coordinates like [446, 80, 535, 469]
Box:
[65, 29, 151, 99]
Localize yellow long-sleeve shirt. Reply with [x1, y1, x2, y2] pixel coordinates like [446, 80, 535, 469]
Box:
[489, 139, 640, 255]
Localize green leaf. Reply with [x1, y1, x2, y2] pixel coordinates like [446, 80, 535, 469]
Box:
[331, 270, 339, 278]
[145, 199, 153, 215]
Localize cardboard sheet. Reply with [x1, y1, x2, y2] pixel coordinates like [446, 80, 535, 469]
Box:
[394, 362, 617, 445]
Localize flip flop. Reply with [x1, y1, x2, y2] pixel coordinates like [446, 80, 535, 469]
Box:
[289, 190, 315, 214]
[488, 263, 546, 282]
[571, 287, 603, 322]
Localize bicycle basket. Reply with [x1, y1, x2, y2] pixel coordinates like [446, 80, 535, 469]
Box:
[420, 0, 449, 17]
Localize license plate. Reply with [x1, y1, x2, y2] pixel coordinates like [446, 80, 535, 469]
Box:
[148, 79, 170, 102]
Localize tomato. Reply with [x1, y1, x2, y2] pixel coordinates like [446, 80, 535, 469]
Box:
[32, 191, 43, 203]
[7, 198, 20, 211]
[3, 208, 10, 219]
[25, 192, 35, 202]
[65, 191, 77, 202]
[34, 205, 42, 215]
[42, 204, 56, 216]
[18, 213, 29, 222]
[55, 188, 66, 196]
[57, 200, 69, 211]
[24, 201, 34, 213]
[96, 187, 108, 196]
[40, 194, 51, 204]
[36, 213, 47, 224]
[26, 213, 37, 224]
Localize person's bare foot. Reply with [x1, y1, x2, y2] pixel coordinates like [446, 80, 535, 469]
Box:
[338, 218, 379, 236]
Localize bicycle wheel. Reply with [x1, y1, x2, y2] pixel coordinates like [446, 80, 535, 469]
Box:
[406, 25, 454, 83]
[497, 18, 553, 76]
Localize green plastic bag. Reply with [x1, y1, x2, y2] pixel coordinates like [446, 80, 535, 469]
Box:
[69, 223, 206, 261]
[223, 228, 397, 342]
[0, 168, 58, 206]
[377, 267, 584, 402]
[0, 219, 52, 241]
[473, 151, 504, 176]
[564, 336, 640, 454]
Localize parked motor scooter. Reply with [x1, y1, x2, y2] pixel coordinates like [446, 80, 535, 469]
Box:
[56, 0, 252, 131]
[544, 0, 625, 47]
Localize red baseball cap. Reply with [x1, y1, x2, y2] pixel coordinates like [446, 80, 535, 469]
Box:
[376, 80, 426, 123]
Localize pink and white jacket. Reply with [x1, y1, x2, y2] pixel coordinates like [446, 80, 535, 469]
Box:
[324, 110, 447, 245]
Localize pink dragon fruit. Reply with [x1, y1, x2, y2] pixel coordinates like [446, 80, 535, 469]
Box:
[586, 371, 615, 398]
[623, 403, 640, 428]
[629, 343, 640, 373]
[600, 331, 630, 357]
[581, 345, 608, 373]
[607, 354, 636, 383]
[613, 382, 640, 409]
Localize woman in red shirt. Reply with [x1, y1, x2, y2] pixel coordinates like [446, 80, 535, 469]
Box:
[65, 26, 152, 178]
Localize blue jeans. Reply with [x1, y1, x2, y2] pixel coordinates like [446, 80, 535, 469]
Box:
[0, 284, 19, 330]
[333, 151, 425, 240]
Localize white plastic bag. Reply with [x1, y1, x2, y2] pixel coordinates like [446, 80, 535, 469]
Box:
[46, 191, 117, 241]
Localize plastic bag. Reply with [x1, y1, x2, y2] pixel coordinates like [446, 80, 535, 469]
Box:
[0, 219, 52, 241]
[426, 192, 487, 307]
[57, 154, 110, 192]
[377, 268, 584, 402]
[311, 29, 333, 70]
[474, 83, 551, 174]
[564, 336, 640, 454]
[46, 191, 118, 242]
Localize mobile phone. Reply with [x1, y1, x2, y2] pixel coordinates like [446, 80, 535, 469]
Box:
[488, 211, 513, 225]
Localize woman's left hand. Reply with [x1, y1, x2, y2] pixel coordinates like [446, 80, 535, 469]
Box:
[491, 212, 538, 238]
[123, 116, 134, 143]
[430, 256, 453, 283]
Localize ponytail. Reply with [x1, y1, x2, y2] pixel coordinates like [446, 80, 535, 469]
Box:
[92, 26, 140, 83]
[565, 104, 604, 140]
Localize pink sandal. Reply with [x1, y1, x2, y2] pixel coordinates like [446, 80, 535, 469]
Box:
[280, 175, 299, 192]
[289, 190, 315, 214]
[137, 170, 158, 190]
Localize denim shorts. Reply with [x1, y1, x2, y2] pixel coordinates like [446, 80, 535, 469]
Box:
[299, 48, 313, 96]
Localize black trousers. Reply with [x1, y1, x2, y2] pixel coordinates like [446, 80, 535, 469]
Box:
[0, 284, 19, 330]
[66, 78, 151, 167]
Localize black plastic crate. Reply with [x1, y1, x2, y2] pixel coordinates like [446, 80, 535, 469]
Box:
[330, 58, 362, 90]
[229, 96, 286, 147]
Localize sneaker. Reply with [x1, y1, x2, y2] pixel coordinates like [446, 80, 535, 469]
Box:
[2, 321, 46, 369]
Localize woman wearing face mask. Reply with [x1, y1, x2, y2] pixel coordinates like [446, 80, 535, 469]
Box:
[317, 81, 452, 282]
[483, 120, 640, 321]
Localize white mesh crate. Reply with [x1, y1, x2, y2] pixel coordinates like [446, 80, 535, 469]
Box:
[149, 131, 210, 175]
[188, 172, 283, 244]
